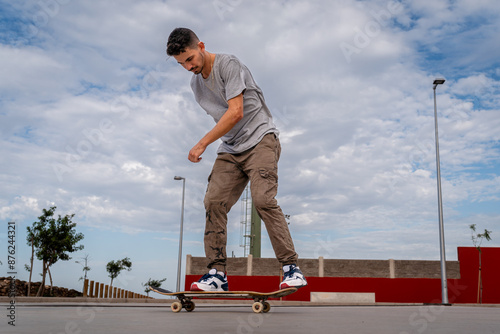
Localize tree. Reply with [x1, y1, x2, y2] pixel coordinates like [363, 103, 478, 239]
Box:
[27, 234, 35, 296]
[469, 224, 492, 304]
[106, 257, 132, 286]
[24, 263, 40, 296]
[76, 254, 91, 281]
[26, 206, 84, 296]
[142, 278, 167, 297]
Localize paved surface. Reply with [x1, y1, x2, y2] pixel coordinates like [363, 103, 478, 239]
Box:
[3, 303, 500, 334]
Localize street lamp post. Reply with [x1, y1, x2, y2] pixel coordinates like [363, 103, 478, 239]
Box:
[433, 78, 449, 305]
[174, 176, 185, 292]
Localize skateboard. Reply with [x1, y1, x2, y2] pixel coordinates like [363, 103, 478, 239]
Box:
[149, 286, 297, 313]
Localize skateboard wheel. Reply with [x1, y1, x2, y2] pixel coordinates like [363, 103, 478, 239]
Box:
[185, 301, 196, 312]
[171, 301, 182, 313]
[252, 302, 264, 313]
[262, 302, 271, 313]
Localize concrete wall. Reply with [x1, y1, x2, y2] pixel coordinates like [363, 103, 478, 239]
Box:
[186, 255, 461, 279]
[185, 248, 500, 303]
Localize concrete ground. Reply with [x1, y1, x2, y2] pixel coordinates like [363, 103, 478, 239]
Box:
[2, 302, 499, 334]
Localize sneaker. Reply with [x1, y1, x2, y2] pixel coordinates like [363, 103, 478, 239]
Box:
[280, 264, 308, 289]
[190, 269, 229, 291]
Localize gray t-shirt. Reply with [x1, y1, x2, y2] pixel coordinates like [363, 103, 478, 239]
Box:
[191, 54, 278, 154]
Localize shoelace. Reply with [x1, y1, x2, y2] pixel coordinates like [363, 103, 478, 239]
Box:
[199, 272, 225, 282]
[198, 273, 213, 282]
[284, 268, 298, 280]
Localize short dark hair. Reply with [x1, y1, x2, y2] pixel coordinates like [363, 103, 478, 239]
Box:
[166, 28, 199, 56]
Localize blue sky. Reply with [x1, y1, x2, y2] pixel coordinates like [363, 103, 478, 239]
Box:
[1, 0, 499, 296]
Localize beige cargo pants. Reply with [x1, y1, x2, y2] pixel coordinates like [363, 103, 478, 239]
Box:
[203, 133, 299, 271]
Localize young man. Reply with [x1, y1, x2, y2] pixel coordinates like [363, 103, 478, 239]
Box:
[166, 28, 307, 291]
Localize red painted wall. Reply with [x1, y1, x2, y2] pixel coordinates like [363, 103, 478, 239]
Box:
[185, 247, 500, 304]
[453, 247, 500, 304]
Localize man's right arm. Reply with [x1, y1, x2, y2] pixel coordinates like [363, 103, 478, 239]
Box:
[188, 93, 244, 163]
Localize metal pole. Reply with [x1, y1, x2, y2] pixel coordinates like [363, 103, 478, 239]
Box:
[174, 176, 185, 292]
[433, 81, 449, 304]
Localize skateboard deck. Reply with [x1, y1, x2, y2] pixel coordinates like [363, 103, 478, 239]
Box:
[149, 286, 297, 313]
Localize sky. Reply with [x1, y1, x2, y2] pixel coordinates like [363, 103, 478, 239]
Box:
[0, 0, 499, 296]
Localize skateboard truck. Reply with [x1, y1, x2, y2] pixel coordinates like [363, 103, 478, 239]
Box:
[251, 296, 271, 313]
[171, 294, 196, 313]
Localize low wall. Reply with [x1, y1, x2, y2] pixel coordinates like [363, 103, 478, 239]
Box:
[185, 247, 500, 304]
[186, 255, 461, 279]
[0, 277, 82, 297]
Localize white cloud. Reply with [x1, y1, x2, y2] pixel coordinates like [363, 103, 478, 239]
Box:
[0, 196, 41, 221]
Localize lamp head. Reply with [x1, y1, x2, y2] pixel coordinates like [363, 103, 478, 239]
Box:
[174, 176, 184, 180]
[433, 78, 445, 85]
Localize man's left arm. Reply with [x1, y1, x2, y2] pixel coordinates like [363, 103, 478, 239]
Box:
[188, 93, 244, 163]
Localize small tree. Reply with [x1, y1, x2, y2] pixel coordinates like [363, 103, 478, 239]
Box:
[106, 257, 132, 286]
[27, 235, 34, 296]
[469, 224, 492, 304]
[76, 254, 91, 281]
[142, 278, 167, 297]
[26, 206, 84, 296]
[24, 264, 39, 296]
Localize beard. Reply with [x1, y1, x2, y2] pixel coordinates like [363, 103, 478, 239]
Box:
[193, 51, 210, 76]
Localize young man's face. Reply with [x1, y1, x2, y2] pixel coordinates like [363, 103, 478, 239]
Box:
[173, 42, 206, 75]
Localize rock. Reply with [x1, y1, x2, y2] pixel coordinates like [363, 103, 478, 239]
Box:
[0, 277, 83, 297]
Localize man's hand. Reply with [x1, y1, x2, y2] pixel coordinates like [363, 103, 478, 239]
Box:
[188, 142, 207, 163]
[187, 93, 244, 163]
